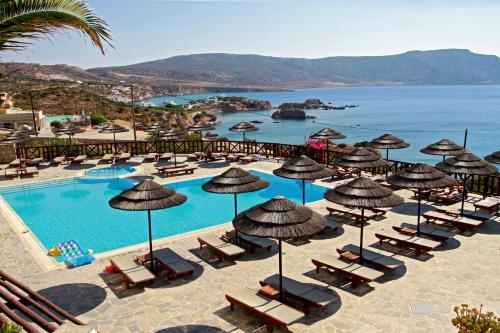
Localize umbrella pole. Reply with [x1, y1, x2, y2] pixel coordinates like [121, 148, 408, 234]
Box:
[148, 209, 155, 273]
[360, 208, 364, 264]
[113, 132, 116, 154]
[302, 179, 306, 205]
[278, 239, 283, 301]
[461, 175, 467, 215]
[385, 149, 389, 179]
[243, 131, 246, 142]
[173, 142, 177, 167]
[234, 193, 239, 244]
[417, 189, 422, 236]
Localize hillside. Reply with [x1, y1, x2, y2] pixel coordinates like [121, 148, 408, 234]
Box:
[90, 49, 500, 86]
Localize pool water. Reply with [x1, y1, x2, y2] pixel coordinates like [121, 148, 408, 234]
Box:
[85, 166, 136, 179]
[0, 171, 327, 256]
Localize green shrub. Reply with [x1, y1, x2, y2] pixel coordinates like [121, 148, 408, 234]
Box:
[90, 114, 108, 125]
[0, 322, 22, 333]
[50, 120, 63, 129]
[452, 304, 499, 333]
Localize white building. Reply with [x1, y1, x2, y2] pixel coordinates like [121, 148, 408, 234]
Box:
[0, 93, 44, 130]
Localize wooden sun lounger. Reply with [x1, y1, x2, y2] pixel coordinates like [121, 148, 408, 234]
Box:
[143, 153, 158, 162]
[198, 233, 245, 262]
[0, 270, 88, 333]
[137, 248, 195, 279]
[394, 223, 454, 242]
[259, 274, 337, 313]
[225, 287, 305, 333]
[71, 155, 87, 164]
[326, 205, 377, 224]
[435, 207, 491, 222]
[473, 198, 500, 213]
[159, 166, 197, 177]
[239, 156, 257, 163]
[4, 168, 18, 179]
[158, 153, 172, 161]
[115, 153, 131, 162]
[110, 255, 155, 289]
[52, 156, 67, 165]
[100, 154, 114, 164]
[24, 167, 39, 177]
[311, 254, 384, 288]
[423, 211, 484, 232]
[375, 232, 441, 255]
[8, 159, 21, 168]
[336, 244, 405, 271]
[186, 154, 200, 161]
[26, 158, 43, 167]
[225, 230, 275, 252]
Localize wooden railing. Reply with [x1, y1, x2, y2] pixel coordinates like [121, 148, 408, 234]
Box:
[16, 140, 500, 196]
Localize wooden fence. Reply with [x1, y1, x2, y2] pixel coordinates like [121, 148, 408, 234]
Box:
[16, 140, 500, 196]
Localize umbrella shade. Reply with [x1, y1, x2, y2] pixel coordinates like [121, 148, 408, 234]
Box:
[273, 155, 334, 204]
[56, 125, 86, 136]
[109, 180, 187, 211]
[324, 177, 403, 263]
[388, 163, 463, 233]
[436, 152, 497, 176]
[369, 134, 409, 150]
[420, 139, 464, 156]
[16, 125, 34, 135]
[99, 124, 129, 134]
[311, 128, 346, 140]
[187, 121, 215, 132]
[145, 122, 171, 133]
[485, 151, 500, 165]
[228, 121, 259, 133]
[387, 163, 456, 189]
[233, 196, 325, 300]
[109, 180, 187, 273]
[337, 148, 387, 169]
[324, 177, 404, 208]
[202, 168, 269, 194]
[1, 131, 31, 144]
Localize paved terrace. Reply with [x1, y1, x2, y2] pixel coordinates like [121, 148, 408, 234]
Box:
[0, 157, 499, 333]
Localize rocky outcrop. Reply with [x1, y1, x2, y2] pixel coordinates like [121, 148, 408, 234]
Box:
[278, 99, 357, 111]
[272, 109, 315, 119]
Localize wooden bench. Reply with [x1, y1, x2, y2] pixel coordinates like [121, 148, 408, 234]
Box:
[158, 166, 197, 177]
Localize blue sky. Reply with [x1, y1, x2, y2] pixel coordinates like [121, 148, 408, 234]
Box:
[3, 0, 500, 68]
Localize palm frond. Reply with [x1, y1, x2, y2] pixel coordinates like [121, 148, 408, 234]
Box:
[0, 0, 112, 54]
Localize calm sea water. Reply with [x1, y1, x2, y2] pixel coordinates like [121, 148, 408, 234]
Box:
[147, 86, 500, 163]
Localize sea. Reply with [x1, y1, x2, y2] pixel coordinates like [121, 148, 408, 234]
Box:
[145, 85, 500, 163]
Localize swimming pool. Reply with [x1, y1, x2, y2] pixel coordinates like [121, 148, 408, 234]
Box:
[0, 171, 328, 257]
[84, 166, 136, 179]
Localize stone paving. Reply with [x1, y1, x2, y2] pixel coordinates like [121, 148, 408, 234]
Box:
[0, 157, 499, 333]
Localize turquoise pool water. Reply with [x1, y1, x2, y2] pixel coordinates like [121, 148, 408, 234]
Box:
[0, 171, 327, 255]
[84, 166, 136, 179]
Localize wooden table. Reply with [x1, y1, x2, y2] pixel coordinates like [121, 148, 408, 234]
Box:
[400, 227, 417, 236]
[16, 167, 27, 176]
[339, 251, 360, 262]
[259, 284, 280, 299]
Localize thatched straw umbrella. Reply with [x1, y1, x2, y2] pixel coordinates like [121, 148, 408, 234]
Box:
[146, 122, 171, 152]
[485, 151, 500, 165]
[369, 134, 409, 178]
[109, 180, 187, 273]
[420, 139, 465, 162]
[336, 148, 387, 176]
[161, 128, 186, 167]
[310, 128, 346, 141]
[187, 121, 215, 140]
[1, 130, 32, 159]
[99, 124, 129, 151]
[55, 125, 86, 155]
[387, 164, 456, 235]
[436, 152, 497, 215]
[233, 196, 325, 300]
[273, 155, 333, 204]
[203, 168, 269, 241]
[228, 121, 259, 141]
[325, 178, 403, 263]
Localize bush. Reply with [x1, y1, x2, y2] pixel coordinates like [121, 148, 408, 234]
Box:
[50, 120, 63, 129]
[90, 114, 108, 125]
[452, 304, 499, 333]
[0, 322, 22, 333]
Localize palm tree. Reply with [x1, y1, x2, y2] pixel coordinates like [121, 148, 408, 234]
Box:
[0, 0, 112, 54]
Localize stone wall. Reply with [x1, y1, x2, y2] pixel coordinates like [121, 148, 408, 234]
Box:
[0, 144, 16, 163]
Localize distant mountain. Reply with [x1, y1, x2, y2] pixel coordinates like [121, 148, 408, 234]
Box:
[89, 49, 500, 87]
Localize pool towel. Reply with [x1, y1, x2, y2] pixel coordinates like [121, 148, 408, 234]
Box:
[56, 240, 95, 267]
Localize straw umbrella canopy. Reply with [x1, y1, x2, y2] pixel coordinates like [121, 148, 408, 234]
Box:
[369, 134, 409, 178]
[436, 152, 497, 214]
[55, 125, 86, 155]
[336, 148, 387, 176]
[146, 122, 171, 152]
[228, 121, 259, 141]
[1, 130, 32, 159]
[485, 151, 500, 165]
[387, 163, 456, 235]
[109, 180, 187, 273]
[161, 128, 186, 167]
[324, 178, 403, 263]
[99, 124, 129, 149]
[187, 121, 215, 140]
[310, 128, 346, 141]
[420, 139, 465, 162]
[273, 155, 334, 204]
[233, 196, 325, 300]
